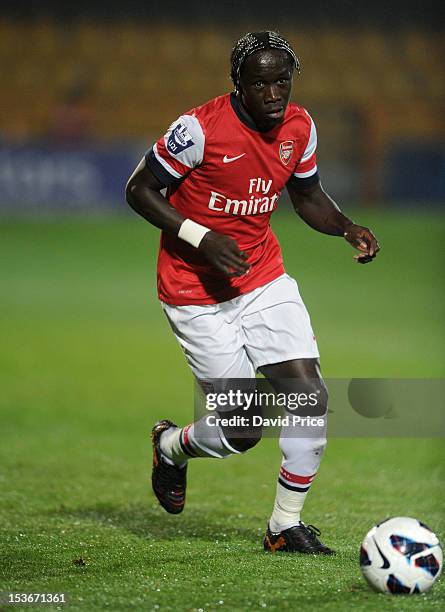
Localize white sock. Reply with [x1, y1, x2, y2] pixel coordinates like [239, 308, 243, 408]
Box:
[159, 427, 188, 466]
[269, 481, 307, 533]
[160, 419, 239, 466]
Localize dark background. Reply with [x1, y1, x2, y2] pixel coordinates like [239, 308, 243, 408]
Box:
[0, 0, 444, 208]
[2, 0, 443, 27]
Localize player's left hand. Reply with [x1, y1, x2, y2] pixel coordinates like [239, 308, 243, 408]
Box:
[343, 224, 380, 264]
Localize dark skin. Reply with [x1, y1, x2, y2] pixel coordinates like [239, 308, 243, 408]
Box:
[126, 48, 380, 403]
[237, 47, 294, 131]
[126, 160, 249, 277]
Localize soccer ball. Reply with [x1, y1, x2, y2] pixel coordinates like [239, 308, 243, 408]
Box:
[360, 517, 442, 594]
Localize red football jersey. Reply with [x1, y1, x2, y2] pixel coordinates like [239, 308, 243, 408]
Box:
[146, 93, 319, 305]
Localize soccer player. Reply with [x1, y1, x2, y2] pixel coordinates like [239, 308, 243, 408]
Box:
[126, 31, 379, 554]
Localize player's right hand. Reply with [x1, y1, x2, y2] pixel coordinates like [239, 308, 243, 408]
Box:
[199, 231, 250, 277]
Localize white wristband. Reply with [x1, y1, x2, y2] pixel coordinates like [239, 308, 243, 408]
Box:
[178, 219, 211, 248]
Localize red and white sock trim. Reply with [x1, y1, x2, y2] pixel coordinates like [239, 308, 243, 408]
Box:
[179, 425, 200, 458]
[278, 467, 316, 492]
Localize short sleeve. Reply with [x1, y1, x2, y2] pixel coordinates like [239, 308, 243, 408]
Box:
[292, 112, 319, 187]
[145, 114, 205, 186]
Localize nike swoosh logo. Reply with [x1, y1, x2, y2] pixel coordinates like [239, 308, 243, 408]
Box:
[223, 153, 245, 163]
[374, 538, 390, 569]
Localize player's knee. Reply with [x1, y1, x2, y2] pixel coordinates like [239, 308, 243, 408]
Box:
[310, 385, 328, 417]
[292, 379, 328, 417]
[222, 426, 262, 453]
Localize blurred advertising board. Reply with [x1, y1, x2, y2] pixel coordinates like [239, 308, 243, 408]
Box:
[0, 143, 139, 213]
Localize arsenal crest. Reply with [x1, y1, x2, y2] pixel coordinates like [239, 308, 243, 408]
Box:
[279, 140, 294, 166]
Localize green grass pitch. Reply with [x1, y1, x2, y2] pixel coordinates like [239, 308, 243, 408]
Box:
[1, 210, 444, 610]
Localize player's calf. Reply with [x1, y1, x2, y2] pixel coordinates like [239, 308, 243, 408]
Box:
[220, 406, 263, 453]
[151, 411, 262, 514]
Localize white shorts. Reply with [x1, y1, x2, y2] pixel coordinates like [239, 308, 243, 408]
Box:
[162, 273, 319, 380]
